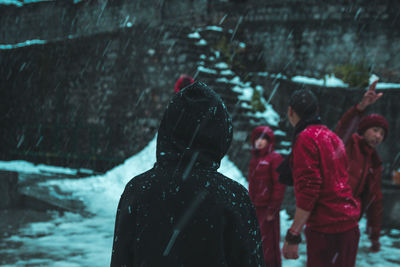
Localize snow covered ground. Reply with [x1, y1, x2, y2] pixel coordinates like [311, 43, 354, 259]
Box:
[1, 135, 399, 266]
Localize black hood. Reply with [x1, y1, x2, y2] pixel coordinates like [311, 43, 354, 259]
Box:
[156, 82, 233, 170]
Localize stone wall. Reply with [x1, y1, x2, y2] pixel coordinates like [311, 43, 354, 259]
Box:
[2, 0, 399, 82]
[1, 0, 399, 173]
[0, 24, 201, 171]
[0, 171, 19, 209]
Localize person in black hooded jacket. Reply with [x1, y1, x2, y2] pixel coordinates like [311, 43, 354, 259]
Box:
[111, 82, 265, 267]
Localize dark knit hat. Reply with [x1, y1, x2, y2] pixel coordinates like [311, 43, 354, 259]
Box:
[358, 114, 389, 140]
[289, 89, 319, 119]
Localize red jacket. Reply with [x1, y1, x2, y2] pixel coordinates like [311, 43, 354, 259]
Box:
[248, 126, 285, 216]
[292, 125, 360, 233]
[335, 106, 383, 241]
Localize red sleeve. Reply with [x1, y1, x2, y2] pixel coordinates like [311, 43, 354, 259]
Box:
[292, 133, 322, 212]
[335, 105, 364, 145]
[365, 167, 383, 241]
[267, 154, 286, 216]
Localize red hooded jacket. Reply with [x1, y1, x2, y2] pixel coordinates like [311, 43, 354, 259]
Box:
[248, 126, 285, 216]
[292, 125, 360, 233]
[335, 105, 383, 241]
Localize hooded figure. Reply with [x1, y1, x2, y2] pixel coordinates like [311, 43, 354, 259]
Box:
[248, 126, 285, 267]
[111, 82, 265, 267]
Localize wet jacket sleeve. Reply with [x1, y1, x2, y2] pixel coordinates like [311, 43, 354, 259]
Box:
[292, 134, 322, 211]
[267, 155, 286, 217]
[365, 167, 383, 241]
[110, 190, 136, 267]
[335, 105, 364, 145]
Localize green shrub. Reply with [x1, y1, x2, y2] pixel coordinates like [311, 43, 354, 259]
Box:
[334, 62, 370, 88]
[251, 90, 266, 113]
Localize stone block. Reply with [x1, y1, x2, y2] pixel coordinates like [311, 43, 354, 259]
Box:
[0, 171, 19, 209]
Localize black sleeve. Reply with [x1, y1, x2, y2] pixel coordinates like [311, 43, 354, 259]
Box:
[223, 191, 265, 267]
[110, 190, 136, 267]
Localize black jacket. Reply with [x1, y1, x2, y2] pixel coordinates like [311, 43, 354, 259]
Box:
[111, 82, 265, 267]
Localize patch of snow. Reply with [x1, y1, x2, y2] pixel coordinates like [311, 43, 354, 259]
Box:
[215, 62, 229, 69]
[195, 39, 207, 46]
[0, 39, 47, 50]
[0, 160, 78, 176]
[257, 72, 269, 77]
[369, 74, 380, 84]
[324, 74, 349, 87]
[274, 130, 287, 136]
[280, 141, 291, 146]
[187, 32, 201, 39]
[232, 85, 253, 101]
[219, 156, 248, 189]
[251, 106, 280, 127]
[376, 83, 400, 89]
[292, 74, 349, 87]
[241, 102, 252, 109]
[220, 69, 235, 76]
[2, 135, 400, 266]
[0, 0, 54, 6]
[198, 66, 217, 74]
[0, 0, 23, 6]
[205, 26, 223, 32]
[216, 77, 230, 83]
[275, 148, 291, 155]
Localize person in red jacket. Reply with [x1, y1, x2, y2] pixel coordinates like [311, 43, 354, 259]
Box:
[335, 80, 388, 253]
[248, 126, 285, 267]
[174, 74, 194, 93]
[281, 89, 360, 267]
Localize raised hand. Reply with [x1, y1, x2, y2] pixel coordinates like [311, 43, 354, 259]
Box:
[357, 80, 383, 111]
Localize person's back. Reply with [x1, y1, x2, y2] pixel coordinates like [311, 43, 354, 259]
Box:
[293, 124, 359, 233]
[282, 89, 360, 267]
[111, 82, 264, 267]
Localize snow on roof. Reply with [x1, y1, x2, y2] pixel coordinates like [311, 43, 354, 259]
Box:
[0, 39, 47, 50]
[291, 74, 349, 87]
[292, 74, 400, 89]
[0, 0, 59, 6]
[375, 83, 400, 90]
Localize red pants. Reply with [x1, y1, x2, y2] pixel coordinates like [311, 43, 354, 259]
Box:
[255, 207, 281, 267]
[305, 226, 360, 267]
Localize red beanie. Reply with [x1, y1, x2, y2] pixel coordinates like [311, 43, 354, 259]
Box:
[174, 74, 194, 93]
[358, 114, 389, 140]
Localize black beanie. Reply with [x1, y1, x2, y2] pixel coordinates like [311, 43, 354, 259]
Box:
[157, 82, 233, 164]
[289, 89, 319, 119]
